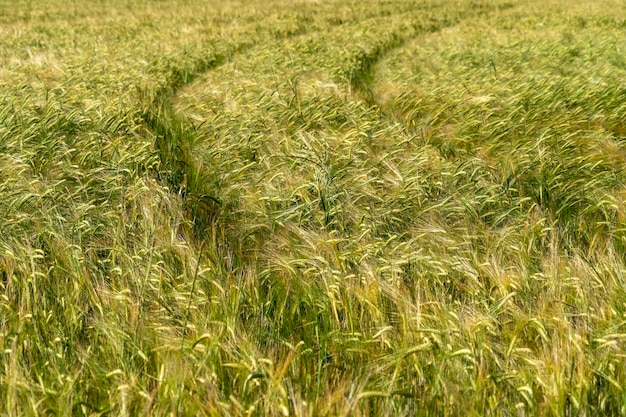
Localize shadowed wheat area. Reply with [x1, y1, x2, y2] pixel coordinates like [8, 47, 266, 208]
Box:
[1, 0, 625, 415]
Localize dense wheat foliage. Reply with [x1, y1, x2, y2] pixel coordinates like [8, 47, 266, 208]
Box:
[1, 0, 625, 415]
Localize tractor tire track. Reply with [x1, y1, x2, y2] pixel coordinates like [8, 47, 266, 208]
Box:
[348, 1, 521, 104]
[140, 1, 444, 237]
[143, 1, 521, 240]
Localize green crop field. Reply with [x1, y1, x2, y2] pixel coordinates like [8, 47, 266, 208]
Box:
[1, 0, 626, 415]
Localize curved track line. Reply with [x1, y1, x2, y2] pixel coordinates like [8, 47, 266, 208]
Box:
[140, 2, 433, 237]
[142, 1, 520, 239]
[349, 1, 521, 103]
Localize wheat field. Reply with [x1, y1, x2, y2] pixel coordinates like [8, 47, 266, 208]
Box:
[1, 0, 626, 415]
